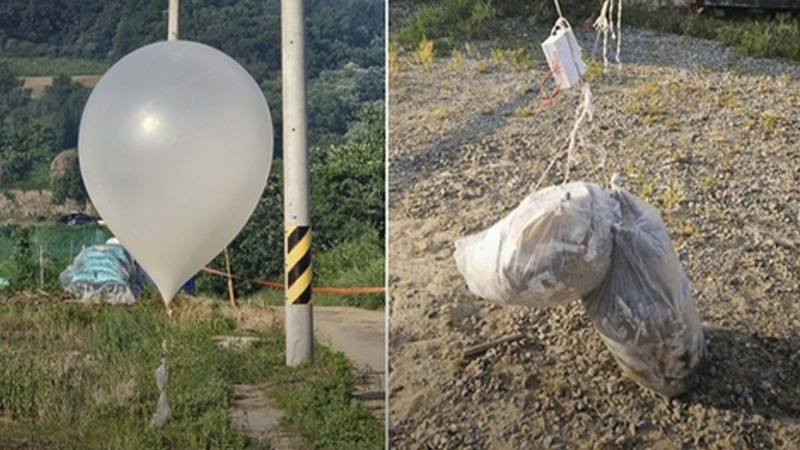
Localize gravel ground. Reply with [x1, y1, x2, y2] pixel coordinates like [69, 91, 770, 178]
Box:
[389, 24, 800, 450]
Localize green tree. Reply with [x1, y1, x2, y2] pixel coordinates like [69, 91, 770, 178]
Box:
[52, 155, 88, 205]
[7, 225, 36, 290]
[0, 118, 57, 182]
[310, 104, 385, 252]
[37, 74, 90, 151]
[111, 18, 137, 60]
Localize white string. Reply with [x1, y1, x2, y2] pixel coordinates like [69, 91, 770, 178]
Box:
[594, 0, 624, 71]
[553, 0, 563, 18]
[564, 82, 594, 184]
[594, 0, 612, 71]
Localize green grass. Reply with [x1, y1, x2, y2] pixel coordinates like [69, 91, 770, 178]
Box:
[0, 54, 109, 77]
[394, 0, 593, 48]
[626, 7, 800, 63]
[0, 296, 382, 450]
[208, 231, 385, 311]
[396, 1, 800, 64]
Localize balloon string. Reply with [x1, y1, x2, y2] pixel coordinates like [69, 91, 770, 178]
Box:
[553, 0, 564, 18]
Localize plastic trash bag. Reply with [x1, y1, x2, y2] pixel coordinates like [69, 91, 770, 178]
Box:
[150, 340, 170, 428]
[454, 182, 615, 307]
[583, 188, 706, 398]
[60, 244, 145, 304]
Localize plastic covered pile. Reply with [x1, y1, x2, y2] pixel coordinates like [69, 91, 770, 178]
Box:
[454, 182, 615, 308]
[583, 188, 706, 397]
[454, 182, 706, 397]
[60, 244, 145, 305]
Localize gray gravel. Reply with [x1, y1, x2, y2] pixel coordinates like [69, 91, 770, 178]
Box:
[389, 22, 800, 450]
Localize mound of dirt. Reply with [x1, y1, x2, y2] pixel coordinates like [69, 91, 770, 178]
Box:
[50, 148, 77, 183]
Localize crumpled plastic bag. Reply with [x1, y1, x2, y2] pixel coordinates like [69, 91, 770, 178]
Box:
[454, 182, 615, 307]
[583, 188, 706, 398]
[151, 340, 171, 428]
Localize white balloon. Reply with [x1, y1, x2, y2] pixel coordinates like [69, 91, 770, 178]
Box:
[79, 41, 273, 306]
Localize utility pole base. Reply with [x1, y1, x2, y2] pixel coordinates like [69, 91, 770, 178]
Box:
[285, 304, 314, 366]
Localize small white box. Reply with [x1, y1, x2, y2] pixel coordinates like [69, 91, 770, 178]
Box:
[541, 27, 586, 90]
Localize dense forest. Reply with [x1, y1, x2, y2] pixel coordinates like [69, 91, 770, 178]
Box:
[0, 0, 385, 302]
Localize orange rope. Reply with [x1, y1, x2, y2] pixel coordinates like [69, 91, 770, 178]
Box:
[200, 267, 385, 295]
[535, 59, 562, 115]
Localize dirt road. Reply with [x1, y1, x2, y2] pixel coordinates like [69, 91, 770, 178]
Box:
[389, 23, 800, 450]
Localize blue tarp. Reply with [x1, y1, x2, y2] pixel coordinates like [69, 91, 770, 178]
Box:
[60, 244, 145, 304]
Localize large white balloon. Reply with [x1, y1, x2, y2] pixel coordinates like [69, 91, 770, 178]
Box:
[79, 41, 273, 306]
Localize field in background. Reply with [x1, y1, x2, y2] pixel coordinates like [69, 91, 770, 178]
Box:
[0, 53, 109, 77]
[20, 74, 103, 99]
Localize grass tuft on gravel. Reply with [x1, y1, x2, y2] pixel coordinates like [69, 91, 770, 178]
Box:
[626, 7, 800, 63]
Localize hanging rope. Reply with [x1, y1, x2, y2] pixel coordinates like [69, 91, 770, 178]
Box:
[594, 0, 624, 71]
[594, 0, 612, 71]
[535, 60, 562, 114]
[553, 0, 564, 19]
[533, 0, 596, 188]
[564, 82, 594, 183]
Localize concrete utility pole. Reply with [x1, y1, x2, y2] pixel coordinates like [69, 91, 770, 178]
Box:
[168, 0, 179, 41]
[282, 0, 314, 366]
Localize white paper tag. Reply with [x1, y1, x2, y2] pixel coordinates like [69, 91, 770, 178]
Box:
[541, 26, 586, 90]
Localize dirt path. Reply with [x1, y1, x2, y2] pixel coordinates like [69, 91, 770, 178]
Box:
[232, 304, 385, 414]
[225, 305, 385, 447]
[389, 23, 800, 450]
[312, 306, 386, 416]
[229, 384, 307, 450]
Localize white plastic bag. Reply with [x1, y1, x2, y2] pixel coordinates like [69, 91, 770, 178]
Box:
[454, 182, 614, 308]
[584, 189, 706, 398]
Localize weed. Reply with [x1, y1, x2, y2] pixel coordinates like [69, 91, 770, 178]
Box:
[477, 61, 492, 74]
[506, 48, 532, 70]
[412, 38, 435, 66]
[583, 57, 603, 81]
[432, 106, 456, 121]
[661, 183, 685, 212]
[449, 49, 465, 70]
[464, 42, 477, 58]
[480, 107, 494, 115]
[664, 118, 681, 131]
[635, 175, 658, 204]
[515, 107, 533, 118]
[762, 112, 779, 132]
[741, 119, 757, 131]
[702, 176, 719, 188]
[680, 222, 701, 238]
[718, 92, 739, 109]
[491, 48, 505, 64]
[626, 81, 667, 125]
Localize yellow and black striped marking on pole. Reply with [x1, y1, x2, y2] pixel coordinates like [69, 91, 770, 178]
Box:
[285, 225, 311, 305]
